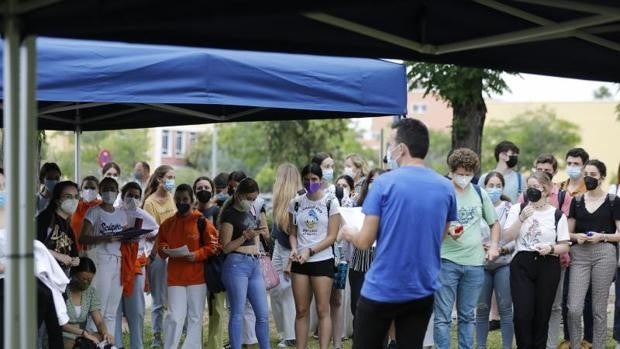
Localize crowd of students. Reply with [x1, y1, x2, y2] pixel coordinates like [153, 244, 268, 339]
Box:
[0, 117, 619, 349]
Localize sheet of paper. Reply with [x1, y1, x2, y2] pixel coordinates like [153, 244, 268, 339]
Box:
[338, 207, 365, 231]
[339, 207, 377, 248]
[164, 245, 191, 257]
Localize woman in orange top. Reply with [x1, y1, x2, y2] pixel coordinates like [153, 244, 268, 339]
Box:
[158, 184, 219, 349]
[71, 176, 102, 253]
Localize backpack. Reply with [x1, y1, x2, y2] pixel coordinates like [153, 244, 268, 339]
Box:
[197, 216, 226, 293]
[573, 193, 616, 227]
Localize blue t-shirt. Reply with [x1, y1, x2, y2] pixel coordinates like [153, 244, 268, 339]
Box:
[361, 166, 457, 303]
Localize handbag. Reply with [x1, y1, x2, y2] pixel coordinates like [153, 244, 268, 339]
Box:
[197, 216, 226, 293]
[259, 235, 279, 291]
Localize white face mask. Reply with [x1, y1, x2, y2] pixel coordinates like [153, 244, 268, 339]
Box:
[239, 199, 252, 212]
[123, 197, 140, 211]
[81, 189, 98, 203]
[453, 175, 474, 189]
[101, 191, 117, 204]
[61, 199, 79, 215]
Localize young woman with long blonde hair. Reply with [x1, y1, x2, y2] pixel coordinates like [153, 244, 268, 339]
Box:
[270, 163, 302, 347]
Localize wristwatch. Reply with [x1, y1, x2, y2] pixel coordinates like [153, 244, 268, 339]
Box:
[309, 248, 315, 257]
[550, 245, 555, 254]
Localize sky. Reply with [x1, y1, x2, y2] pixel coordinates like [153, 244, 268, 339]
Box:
[489, 73, 619, 102]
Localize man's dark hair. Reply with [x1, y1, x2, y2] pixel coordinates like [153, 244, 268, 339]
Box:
[38, 162, 61, 183]
[494, 141, 520, 162]
[311, 152, 333, 167]
[213, 172, 229, 189]
[565, 148, 589, 164]
[391, 118, 429, 159]
[228, 171, 247, 183]
[535, 154, 558, 172]
[137, 161, 150, 173]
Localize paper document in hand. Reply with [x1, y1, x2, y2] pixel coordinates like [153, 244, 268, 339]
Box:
[338, 207, 365, 231]
[165, 245, 191, 257]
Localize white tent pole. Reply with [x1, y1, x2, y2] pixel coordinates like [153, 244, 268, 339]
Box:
[75, 128, 81, 182]
[211, 124, 217, 178]
[2, 4, 23, 347]
[18, 35, 37, 349]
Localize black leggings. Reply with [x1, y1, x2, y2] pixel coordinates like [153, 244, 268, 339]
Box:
[510, 252, 561, 349]
[353, 295, 433, 349]
[37, 280, 64, 349]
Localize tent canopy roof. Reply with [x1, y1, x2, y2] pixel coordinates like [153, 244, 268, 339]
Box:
[0, 37, 407, 130]
[6, 0, 620, 82]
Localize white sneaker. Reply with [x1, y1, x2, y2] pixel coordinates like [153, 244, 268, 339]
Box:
[277, 340, 287, 348]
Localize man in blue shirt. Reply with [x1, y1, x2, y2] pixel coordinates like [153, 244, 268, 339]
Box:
[342, 118, 458, 349]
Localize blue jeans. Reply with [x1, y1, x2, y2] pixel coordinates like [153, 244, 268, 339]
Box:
[434, 259, 484, 349]
[147, 255, 167, 336]
[475, 265, 513, 349]
[115, 272, 145, 349]
[613, 268, 620, 342]
[221, 253, 270, 349]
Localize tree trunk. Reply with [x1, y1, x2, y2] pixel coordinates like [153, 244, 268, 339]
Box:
[451, 99, 487, 158]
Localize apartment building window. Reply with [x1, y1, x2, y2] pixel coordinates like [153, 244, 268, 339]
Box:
[161, 130, 170, 155]
[412, 103, 427, 114]
[176, 131, 185, 155]
[189, 132, 197, 146]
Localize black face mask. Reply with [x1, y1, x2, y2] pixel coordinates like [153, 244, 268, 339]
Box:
[227, 187, 235, 196]
[196, 190, 212, 204]
[584, 176, 599, 191]
[176, 203, 191, 214]
[506, 155, 519, 168]
[526, 187, 542, 202]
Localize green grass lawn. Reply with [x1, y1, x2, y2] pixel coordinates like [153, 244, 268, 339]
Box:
[122, 315, 619, 348]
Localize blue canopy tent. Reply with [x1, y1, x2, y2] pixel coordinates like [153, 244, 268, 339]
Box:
[1, 37, 407, 131]
[0, 37, 406, 348]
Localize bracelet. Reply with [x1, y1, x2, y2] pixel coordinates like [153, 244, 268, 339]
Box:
[550, 245, 555, 254]
[309, 248, 315, 257]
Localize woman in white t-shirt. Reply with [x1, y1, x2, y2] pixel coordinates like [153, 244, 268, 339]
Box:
[289, 163, 341, 349]
[79, 177, 128, 336]
[503, 171, 570, 349]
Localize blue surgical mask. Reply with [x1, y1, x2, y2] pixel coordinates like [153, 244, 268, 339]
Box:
[566, 165, 582, 179]
[486, 187, 502, 203]
[164, 179, 175, 192]
[322, 168, 334, 183]
[0, 191, 5, 208]
[45, 179, 58, 193]
[386, 145, 400, 170]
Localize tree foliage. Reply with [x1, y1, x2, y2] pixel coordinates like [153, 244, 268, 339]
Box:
[41, 129, 150, 181]
[480, 106, 581, 172]
[593, 86, 612, 100]
[186, 119, 376, 192]
[406, 62, 513, 158]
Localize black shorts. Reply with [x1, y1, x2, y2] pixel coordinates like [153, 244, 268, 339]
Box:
[291, 258, 335, 278]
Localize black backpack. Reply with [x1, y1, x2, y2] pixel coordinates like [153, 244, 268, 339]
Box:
[197, 216, 226, 293]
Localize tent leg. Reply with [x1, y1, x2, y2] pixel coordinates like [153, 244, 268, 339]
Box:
[3, 8, 37, 349]
[75, 126, 81, 182]
[18, 35, 37, 349]
[2, 9, 22, 349]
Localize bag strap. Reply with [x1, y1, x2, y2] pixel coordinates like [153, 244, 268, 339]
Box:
[557, 189, 567, 209]
[473, 184, 488, 222]
[197, 215, 206, 247]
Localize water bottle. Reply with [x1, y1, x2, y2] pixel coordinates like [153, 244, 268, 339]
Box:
[334, 245, 348, 290]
